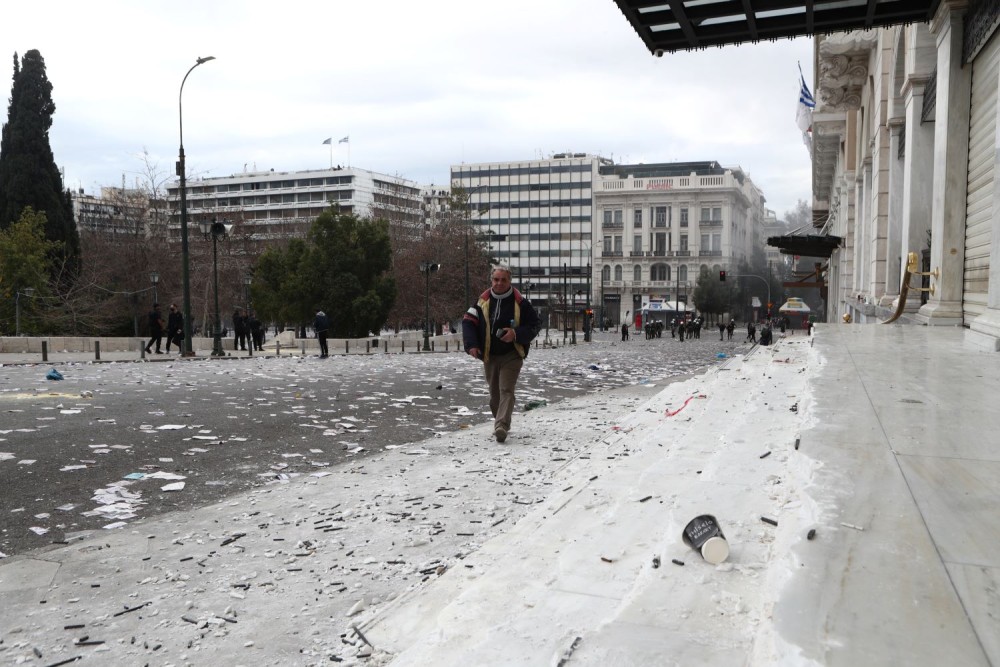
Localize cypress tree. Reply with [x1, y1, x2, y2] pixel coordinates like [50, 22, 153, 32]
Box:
[0, 50, 79, 270]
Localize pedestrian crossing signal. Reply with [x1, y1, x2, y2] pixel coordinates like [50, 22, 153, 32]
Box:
[719, 270, 727, 282]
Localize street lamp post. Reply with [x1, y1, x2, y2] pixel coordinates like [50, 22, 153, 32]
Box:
[14, 287, 35, 336]
[178, 55, 216, 357]
[149, 271, 159, 305]
[584, 263, 592, 342]
[419, 261, 440, 351]
[200, 218, 231, 357]
[243, 273, 253, 357]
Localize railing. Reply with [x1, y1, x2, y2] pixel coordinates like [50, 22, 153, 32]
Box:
[598, 174, 731, 192]
[629, 251, 645, 257]
[651, 250, 667, 257]
[698, 219, 723, 227]
[601, 221, 624, 229]
[675, 250, 691, 256]
[601, 250, 624, 257]
[700, 250, 723, 256]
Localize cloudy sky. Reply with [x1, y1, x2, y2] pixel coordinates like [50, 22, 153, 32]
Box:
[2, 0, 813, 218]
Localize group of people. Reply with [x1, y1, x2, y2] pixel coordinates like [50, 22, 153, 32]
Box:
[619, 316, 704, 342]
[145, 303, 184, 354]
[144, 304, 265, 355]
[232, 308, 265, 352]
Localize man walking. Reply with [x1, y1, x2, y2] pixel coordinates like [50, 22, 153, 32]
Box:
[165, 303, 184, 353]
[463, 265, 540, 443]
[145, 303, 164, 355]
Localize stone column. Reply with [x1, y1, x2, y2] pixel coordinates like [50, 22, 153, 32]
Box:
[918, 1, 971, 325]
[899, 78, 935, 313]
[884, 119, 904, 301]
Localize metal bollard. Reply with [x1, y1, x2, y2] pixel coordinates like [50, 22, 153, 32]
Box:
[366, 341, 370, 354]
[42, 340, 48, 362]
[384, 340, 388, 354]
[95, 340, 101, 361]
[402, 341, 405, 354]
[140, 340, 146, 360]
[346, 340, 350, 354]
[276, 341, 281, 356]
[301, 341, 306, 355]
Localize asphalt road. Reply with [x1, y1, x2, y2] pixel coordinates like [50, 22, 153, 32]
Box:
[0, 331, 747, 556]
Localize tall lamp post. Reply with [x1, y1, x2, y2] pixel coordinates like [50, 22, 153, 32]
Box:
[459, 184, 488, 308]
[15, 287, 35, 336]
[419, 261, 440, 351]
[178, 55, 216, 357]
[243, 273, 252, 314]
[200, 218, 231, 357]
[149, 271, 159, 305]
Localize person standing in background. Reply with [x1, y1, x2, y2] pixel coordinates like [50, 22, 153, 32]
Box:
[314, 310, 330, 358]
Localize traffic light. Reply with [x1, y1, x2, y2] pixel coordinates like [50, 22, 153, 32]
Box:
[719, 270, 727, 282]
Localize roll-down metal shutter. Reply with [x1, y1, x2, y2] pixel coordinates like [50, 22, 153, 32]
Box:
[963, 30, 1000, 320]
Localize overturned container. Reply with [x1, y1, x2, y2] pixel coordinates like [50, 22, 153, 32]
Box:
[682, 514, 730, 564]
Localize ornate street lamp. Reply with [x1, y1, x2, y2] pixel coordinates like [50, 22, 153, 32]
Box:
[178, 55, 215, 357]
[419, 261, 440, 351]
[15, 287, 35, 336]
[149, 271, 159, 305]
[200, 217, 231, 357]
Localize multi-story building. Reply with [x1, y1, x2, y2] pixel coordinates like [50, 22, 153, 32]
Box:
[450, 153, 611, 328]
[165, 167, 424, 240]
[72, 186, 166, 236]
[593, 161, 768, 325]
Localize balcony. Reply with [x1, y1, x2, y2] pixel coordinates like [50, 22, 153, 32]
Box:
[651, 250, 667, 257]
[601, 221, 624, 230]
[675, 250, 691, 257]
[629, 250, 646, 257]
[698, 219, 723, 227]
[700, 249, 723, 257]
[601, 250, 624, 258]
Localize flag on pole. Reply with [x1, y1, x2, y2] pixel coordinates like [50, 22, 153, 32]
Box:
[338, 136, 350, 144]
[321, 137, 332, 145]
[796, 63, 815, 153]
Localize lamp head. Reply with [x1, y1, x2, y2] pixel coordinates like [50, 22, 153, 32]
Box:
[197, 56, 216, 65]
[23, 287, 35, 297]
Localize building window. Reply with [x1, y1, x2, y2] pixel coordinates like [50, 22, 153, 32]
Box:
[651, 264, 667, 281]
[602, 265, 611, 282]
[680, 234, 688, 251]
[680, 208, 688, 227]
[701, 233, 709, 250]
[614, 265, 623, 281]
[603, 209, 612, 225]
[701, 207, 711, 221]
[712, 233, 721, 250]
[613, 209, 623, 224]
[633, 209, 642, 228]
[713, 207, 722, 221]
[679, 265, 688, 282]
[633, 234, 642, 252]
[654, 206, 667, 227]
[614, 235, 623, 253]
[603, 235, 612, 252]
[634, 265, 641, 282]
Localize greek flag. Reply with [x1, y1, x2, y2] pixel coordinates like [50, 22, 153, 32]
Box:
[338, 136, 350, 144]
[321, 137, 332, 145]
[796, 64, 815, 134]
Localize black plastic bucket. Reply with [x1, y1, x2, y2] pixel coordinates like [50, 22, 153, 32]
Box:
[682, 514, 730, 564]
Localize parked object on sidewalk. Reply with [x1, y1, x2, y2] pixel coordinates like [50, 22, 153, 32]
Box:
[682, 514, 730, 564]
[46, 368, 64, 381]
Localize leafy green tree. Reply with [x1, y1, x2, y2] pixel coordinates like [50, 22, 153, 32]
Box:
[0, 207, 57, 334]
[0, 50, 79, 271]
[253, 209, 396, 337]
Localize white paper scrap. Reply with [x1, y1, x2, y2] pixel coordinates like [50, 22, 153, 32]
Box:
[161, 482, 186, 492]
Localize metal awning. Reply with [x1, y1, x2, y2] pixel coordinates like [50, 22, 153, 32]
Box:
[611, 0, 942, 55]
[767, 233, 842, 258]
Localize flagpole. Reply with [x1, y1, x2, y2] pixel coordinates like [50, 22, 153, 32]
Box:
[329, 141, 333, 169]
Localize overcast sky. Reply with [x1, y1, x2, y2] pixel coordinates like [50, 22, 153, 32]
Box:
[2, 0, 813, 218]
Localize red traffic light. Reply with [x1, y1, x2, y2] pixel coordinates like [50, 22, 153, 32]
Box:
[719, 270, 727, 282]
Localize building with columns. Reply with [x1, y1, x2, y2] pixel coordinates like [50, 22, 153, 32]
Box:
[593, 161, 769, 326]
[811, 0, 1000, 350]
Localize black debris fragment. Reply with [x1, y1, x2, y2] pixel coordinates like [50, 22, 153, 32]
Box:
[761, 517, 778, 526]
[221, 532, 247, 546]
[112, 602, 148, 617]
[759, 451, 771, 459]
[652, 556, 661, 568]
[807, 528, 817, 540]
[638, 495, 653, 503]
[671, 558, 685, 566]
